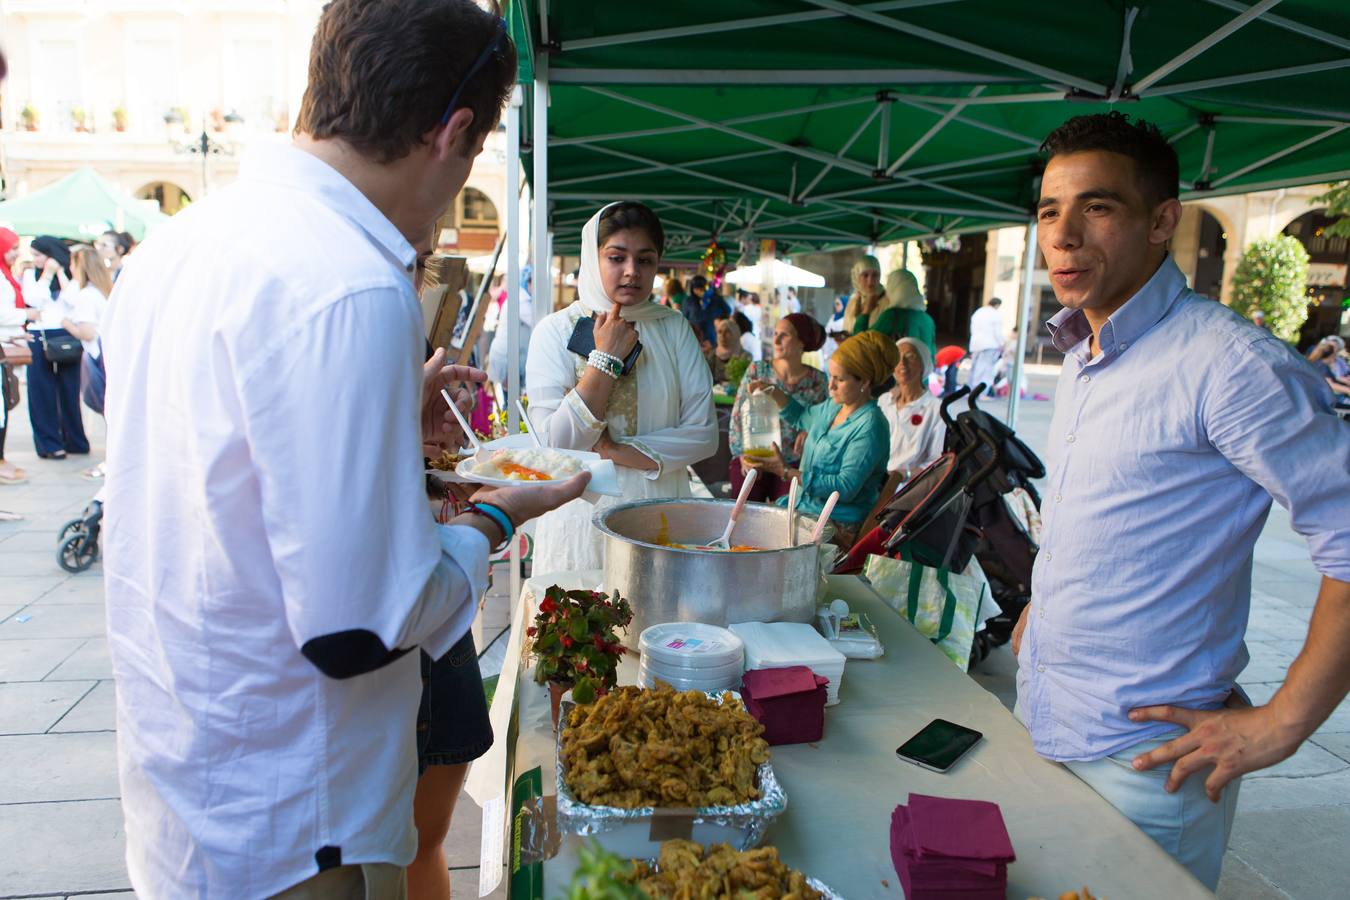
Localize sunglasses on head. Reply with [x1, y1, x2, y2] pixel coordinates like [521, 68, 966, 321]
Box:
[441, 17, 508, 126]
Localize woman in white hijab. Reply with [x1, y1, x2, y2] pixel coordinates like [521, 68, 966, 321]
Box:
[526, 202, 717, 574]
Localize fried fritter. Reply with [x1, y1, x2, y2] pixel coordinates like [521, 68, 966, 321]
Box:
[623, 840, 825, 900]
[560, 682, 770, 809]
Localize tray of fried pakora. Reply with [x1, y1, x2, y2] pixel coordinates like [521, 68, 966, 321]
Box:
[621, 839, 842, 900]
[555, 682, 787, 859]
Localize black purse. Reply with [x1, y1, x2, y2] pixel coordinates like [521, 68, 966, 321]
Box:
[40, 331, 83, 366]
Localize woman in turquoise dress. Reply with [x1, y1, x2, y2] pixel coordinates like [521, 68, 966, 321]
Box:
[746, 330, 897, 545]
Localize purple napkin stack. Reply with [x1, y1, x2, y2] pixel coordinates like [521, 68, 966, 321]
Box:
[890, 794, 1015, 899]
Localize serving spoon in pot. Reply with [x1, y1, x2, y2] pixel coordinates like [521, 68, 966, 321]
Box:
[706, 467, 758, 551]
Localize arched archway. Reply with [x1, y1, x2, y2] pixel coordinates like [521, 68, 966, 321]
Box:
[460, 187, 498, 227]
[1192, 210, 1227, 300]
[135, 181, 191, 215]
[1283, 208, 1349, 349]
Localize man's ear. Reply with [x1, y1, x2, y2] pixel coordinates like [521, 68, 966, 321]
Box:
[431, 108, 476, 161]
[1150, 197, 1183, 247]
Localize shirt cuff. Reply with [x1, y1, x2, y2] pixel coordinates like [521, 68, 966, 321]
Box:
[417, 524, 490, 661]
[620, 437, 664, 480]
[564, 389, 607, 436]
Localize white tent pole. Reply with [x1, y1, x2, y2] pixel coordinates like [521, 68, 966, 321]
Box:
[1007, 216, 1038, 428]
[1144, 58, 1350, 98]
[1131, 0, 1283, 94]
[886, 86, 985, 175]
[561, 0, 964, 51]
[505, 83, 523, 609]
[1210, 124, 1347, 187]
[1202, 0, 1350, 52]
[533, 56, 551, 341]
[797, 106, 884, 201]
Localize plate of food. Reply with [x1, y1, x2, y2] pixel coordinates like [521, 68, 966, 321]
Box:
[555, 682, 787, 859]
[456, 447, 586, 487]
[622, 839, 842, 900]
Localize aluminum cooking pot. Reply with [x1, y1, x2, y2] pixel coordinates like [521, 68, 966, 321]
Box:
[593, 498, 831, 646]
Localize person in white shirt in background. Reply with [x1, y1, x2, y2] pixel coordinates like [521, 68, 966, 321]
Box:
[785, 286, 802, 315]
[878, 337, 946, 481]
[735, 310, 763, 362]
[968, 296, 1007, 391]
[60, 247, 112, 479]
[95, 229, 134, 282]
[99, 3, 586, 898]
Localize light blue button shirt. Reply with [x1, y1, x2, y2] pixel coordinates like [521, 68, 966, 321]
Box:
[1017, 255, 1350, 762]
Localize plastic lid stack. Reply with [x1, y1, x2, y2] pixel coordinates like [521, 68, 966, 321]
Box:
[638, 622, 745, 693]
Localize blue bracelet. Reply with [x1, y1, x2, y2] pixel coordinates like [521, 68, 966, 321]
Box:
[471, 502, 515, 550]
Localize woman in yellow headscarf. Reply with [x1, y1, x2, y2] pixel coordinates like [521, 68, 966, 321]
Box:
[746, 330, 897, 544]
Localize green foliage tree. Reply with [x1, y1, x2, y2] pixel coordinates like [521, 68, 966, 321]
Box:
[1228, 235, 1310, 343]
[1313, 181, 1350, 238]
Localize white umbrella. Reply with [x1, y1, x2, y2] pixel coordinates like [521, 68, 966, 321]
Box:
[724, 258, 825, 288]
[467, 252, 559, 278]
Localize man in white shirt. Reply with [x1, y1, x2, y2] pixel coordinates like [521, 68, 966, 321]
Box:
[100, 3, 585, 897]
[968, 296, 1007, 390]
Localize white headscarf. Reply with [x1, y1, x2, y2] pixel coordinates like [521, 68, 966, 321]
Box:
[896, 336, 934, 380]
[578, 203, 677, 323]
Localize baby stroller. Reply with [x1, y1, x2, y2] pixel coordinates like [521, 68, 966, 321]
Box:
[834, 384, 1044, 664]
[57, 492, 103, 574]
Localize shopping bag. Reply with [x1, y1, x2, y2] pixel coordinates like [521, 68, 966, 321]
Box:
[863, 554, 986, 671]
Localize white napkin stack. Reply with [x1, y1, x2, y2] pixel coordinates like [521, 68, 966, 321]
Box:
[728, 621, 847, 706]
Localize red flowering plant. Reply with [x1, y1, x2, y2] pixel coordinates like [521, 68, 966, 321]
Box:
[527, 586, 634, 704]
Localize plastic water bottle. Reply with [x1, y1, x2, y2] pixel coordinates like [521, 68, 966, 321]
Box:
[741, 389, 781, 460]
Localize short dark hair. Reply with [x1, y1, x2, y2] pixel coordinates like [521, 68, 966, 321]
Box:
[1041, 112, 1179, 205]
[690, 274, 708, 291]
[296, 0, 517, 164]
[101, 230, 134, 257]
[597, 202, 665, 257]
[989, 297, 1002, 308]
[733, 311, 754, 336]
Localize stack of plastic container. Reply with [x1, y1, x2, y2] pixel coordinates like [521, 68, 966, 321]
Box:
[638, 622, 745, 693]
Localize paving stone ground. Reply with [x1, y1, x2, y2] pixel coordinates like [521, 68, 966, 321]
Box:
[1, 365, 1346, 898]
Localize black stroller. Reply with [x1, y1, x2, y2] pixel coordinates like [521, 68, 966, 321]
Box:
[57, 495, 102, 574]
[833, 384, 1045, 664]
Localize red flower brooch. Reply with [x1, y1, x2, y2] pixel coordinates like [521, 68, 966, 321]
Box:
[910, 414, 924, 426]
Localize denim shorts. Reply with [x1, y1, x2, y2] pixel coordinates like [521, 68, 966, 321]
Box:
[416, 631, 494, 774]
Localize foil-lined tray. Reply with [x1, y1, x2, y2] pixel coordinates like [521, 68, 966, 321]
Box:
[624, 863, 843, 900]
[554, 694, 788, 860]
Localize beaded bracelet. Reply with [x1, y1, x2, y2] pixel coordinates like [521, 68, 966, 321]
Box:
[587, 349, 623, 379]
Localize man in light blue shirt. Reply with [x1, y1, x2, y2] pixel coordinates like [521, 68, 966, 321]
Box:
[1013, 112, 1350, 890]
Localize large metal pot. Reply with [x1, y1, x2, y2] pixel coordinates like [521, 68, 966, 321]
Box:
[594, 498, 829, 645]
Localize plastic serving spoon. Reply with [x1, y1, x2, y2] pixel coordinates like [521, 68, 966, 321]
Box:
[515, 399, 543, 448]
[441, 388, 483, 455]
[706, 467, 758, 550]
[810, 491, 840, 545]
[786, 476, 800, 546]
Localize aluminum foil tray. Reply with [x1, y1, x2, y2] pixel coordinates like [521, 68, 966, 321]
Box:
[554, 694, 788, 860]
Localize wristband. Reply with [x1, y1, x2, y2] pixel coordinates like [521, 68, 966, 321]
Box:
[587, 350, 622, 379]
[469, 502, 515, 552]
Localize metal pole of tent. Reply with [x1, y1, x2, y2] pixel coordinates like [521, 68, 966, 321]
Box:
[1006, 215, 1038, 428]
[506, 84, 523, 604]
[533, 56, 552, 338]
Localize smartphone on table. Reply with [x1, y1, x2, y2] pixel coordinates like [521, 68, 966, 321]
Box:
[896, 719, 983, 773]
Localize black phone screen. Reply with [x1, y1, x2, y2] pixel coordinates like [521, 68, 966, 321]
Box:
[896, 719, 983, 772]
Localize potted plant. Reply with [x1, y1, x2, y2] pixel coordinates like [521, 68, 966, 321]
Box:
[112, 105, 128, 132]
[71, 107, 90, 133]
[1230, 234, 1312, 343]
[527, 585, 633, 728]
[20, 104, 38, 132]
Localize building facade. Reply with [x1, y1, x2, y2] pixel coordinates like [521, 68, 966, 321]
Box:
[0, 0, 504, 250]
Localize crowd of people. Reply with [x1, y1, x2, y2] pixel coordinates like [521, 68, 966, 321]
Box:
[0, 227, 131, 488]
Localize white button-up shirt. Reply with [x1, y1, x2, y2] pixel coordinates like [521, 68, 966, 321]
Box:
[101, 143, 488, 898]
[968, 304, 1006, 353]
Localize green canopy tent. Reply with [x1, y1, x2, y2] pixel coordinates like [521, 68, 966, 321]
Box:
[496, 0, 1350, 427]
[0, 167, 169, 242]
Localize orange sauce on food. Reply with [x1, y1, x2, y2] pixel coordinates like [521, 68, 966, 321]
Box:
[499, 461, 551, 481]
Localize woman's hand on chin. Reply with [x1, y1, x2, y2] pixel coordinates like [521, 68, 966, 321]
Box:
[594, 301, 638, 360]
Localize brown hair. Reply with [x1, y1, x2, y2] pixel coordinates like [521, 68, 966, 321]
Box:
[72, 246, 113, 298]
[296, 0, 517, 163]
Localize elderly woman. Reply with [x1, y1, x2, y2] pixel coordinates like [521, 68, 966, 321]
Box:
[841, 255, 886, 335]
[704, 315, 750, 386]
[878, 338, 946, 481]
[729, 312, 828, 501]
[747, 330, 896, 545]
[527, 201, 717, 574]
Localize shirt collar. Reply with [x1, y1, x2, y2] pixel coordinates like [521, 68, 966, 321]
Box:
[239, 142, 417, 275]
[1046, 255, 1187, 359]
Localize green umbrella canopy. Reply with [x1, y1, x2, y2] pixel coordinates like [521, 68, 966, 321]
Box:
[512, 0, 1350, 258]
[0, 167, 169, 242]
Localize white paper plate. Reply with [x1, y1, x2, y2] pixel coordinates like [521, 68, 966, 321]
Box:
[432, 435, 622, 498]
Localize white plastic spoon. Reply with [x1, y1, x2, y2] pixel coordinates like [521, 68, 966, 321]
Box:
[786, 476, 800, 546]
[515, 398, 542, 448]
[706, 467, 758, 550]
[440, 387, 483, 454]
[810, 491, 840, 545]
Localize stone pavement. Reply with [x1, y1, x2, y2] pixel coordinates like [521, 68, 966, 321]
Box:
[1, 366, 1347, 898]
